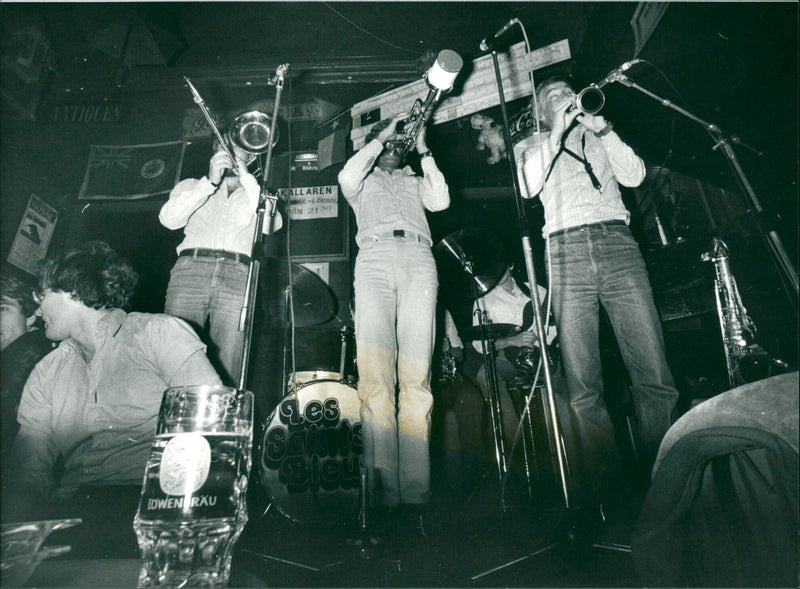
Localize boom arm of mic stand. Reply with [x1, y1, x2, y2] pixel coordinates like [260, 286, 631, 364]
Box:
[237, 65, 290, 390]
[611, 75, 799, 306]
[487, 48, 572, 508]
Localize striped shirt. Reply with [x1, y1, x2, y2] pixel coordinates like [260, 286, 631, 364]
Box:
[338, 139, 450, 246]
[160, 176, 280, 256]
[519, 127, 645, 236]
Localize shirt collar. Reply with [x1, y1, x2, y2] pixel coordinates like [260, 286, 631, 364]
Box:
[374, 164, 415, 178]
[59, 308, 128, 359]
[91, 308, 128, 350]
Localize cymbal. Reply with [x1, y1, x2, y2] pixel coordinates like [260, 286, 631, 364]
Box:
[459, 323, 520, 341]
[260, 257, 336, 327]
[433, 228, 506, 300]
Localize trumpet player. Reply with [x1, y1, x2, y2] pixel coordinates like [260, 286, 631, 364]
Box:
[159, 132, 282, 386]
[519, 77, 678, 530]
[338, 114, 450, 528]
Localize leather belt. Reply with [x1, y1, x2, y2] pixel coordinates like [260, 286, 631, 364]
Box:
[178, 248, 251, 265]
[361, 229, 432, 246]
[548, 219, 627, 238]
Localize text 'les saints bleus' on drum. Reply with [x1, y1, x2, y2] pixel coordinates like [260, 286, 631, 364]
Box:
[259, 379, 363, 525]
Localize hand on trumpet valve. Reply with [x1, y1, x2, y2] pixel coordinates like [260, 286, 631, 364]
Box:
[376, 113, 408, 145]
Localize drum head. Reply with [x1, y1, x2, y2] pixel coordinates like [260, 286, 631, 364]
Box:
[259, 380, 362, 525]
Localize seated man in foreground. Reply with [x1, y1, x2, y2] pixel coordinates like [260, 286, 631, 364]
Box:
[4, 241, 222, 523]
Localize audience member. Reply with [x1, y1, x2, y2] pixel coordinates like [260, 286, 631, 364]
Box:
[0, 273, 54, 460]
[4, 241, 222, 527]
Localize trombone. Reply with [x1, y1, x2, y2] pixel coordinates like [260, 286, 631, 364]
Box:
[183, 76, 279, 172]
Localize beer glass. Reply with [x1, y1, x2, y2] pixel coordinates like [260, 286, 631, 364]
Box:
[133, 385, 253, 588]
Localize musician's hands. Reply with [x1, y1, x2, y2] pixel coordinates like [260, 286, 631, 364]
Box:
[376, 113, 407, 144]
[549, 97, 580, 148]
[576, 112, 609, 134]
[506, 330, 537, 348]
[208, 150, 234, 185]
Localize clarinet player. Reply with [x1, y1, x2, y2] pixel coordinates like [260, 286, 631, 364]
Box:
[519, 77, 679, 531]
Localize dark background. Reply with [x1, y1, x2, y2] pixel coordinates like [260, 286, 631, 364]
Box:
[2, 2, 797, 409]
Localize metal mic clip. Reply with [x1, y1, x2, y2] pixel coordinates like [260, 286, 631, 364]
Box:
[268, 63, 290, 86]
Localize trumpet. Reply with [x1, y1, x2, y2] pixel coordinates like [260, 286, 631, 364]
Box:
[183, 76, 279, 170]
[386, 49, 463, 157]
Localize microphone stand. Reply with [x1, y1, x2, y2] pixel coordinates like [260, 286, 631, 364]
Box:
[471, 46, 576, 582]
[610, 73, 798, 312]
[237, 64, 289, 391]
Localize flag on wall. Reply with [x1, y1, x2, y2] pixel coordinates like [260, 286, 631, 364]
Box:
[78, 140, 185, 200]
[316, 110, 350, 171]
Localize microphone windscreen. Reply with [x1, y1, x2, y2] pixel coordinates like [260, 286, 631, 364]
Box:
[428, 50, 463, 91]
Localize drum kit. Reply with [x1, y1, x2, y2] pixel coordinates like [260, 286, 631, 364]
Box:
[257, 228, 552, 525]
[433, 229, 556, 504]
[257, 258, 361, 525]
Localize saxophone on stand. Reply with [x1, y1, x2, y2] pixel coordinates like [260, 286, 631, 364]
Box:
[702, 237, 789, 388]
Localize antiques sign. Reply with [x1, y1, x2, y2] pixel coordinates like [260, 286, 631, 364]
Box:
[46, 102, 122, 123]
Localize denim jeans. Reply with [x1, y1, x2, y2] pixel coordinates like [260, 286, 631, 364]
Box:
[548, 223, 678, 491]
[354, 239, 438, 506]
[164, 256, 248, 386]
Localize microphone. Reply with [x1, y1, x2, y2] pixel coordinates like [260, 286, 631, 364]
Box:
[479, 18, 520, 51]
[598, 59, 642, 86]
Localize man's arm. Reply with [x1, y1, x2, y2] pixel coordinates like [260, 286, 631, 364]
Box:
[596, 130, 646, 187]
[146, 315, 223, 387]
[520, 138, 557, 198]
[337, 140, 383, 199]
[158, 178, 217, 230]
[3, 362, 60, 521]
[416, 126, 450, 212]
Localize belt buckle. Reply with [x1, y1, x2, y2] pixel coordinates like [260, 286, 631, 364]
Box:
[393, 230, 405, 238]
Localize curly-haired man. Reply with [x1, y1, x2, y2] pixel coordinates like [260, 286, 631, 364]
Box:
[5, 241, 221, 523]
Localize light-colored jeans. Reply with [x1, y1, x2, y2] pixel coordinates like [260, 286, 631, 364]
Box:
[548, 222, 678, 490]
[164, 255, 248, 386]
[354, 239, 438, 506]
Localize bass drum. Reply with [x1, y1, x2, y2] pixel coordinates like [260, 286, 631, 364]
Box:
[259, 379, 363, 525]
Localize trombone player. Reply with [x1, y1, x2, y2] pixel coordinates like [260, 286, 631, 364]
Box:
[159, 125, 283, 386]
[518, 77, 678, 531]
[338, 114, 449, 529]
